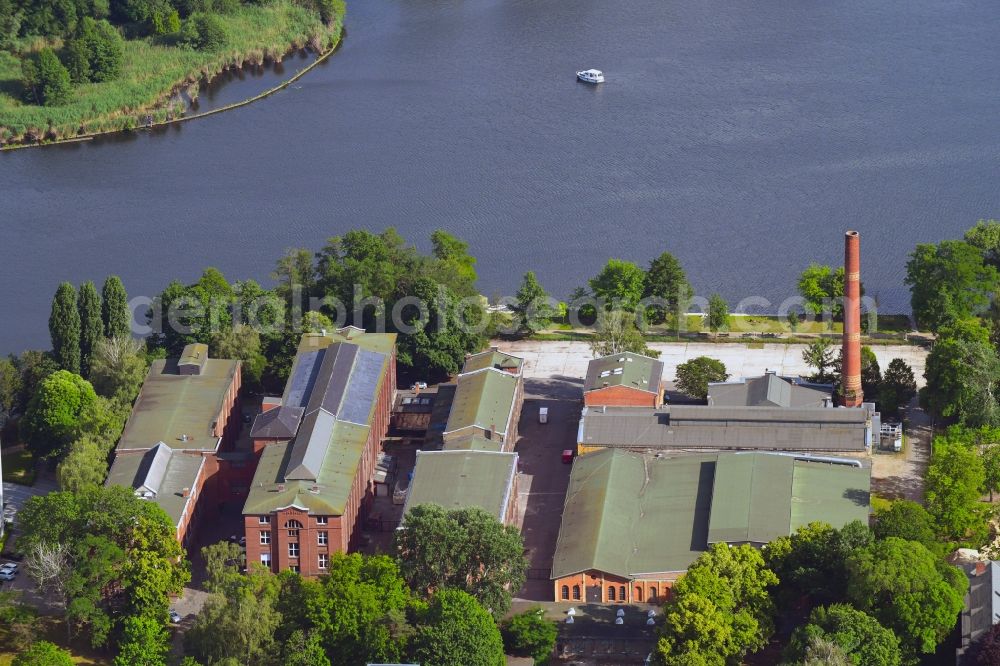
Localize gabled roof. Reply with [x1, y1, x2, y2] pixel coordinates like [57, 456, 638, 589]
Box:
[584, 352, 662, 395]
[285, 409, 337, 481]
[402, 450, 518, 522]
[707, 373, 832, 408]
[551, 450, 871, 580]
[961, 561, 1000, 653]
[250, 406, 304, 440]
[444, 368, 519, 436]
[106, 444, 205, 527]
[461, 349, 524, 375]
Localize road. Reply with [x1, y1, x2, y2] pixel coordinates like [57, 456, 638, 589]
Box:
[496, 340, 929, 387]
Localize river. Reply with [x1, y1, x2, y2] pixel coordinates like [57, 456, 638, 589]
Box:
[3, 0, 1000, 354]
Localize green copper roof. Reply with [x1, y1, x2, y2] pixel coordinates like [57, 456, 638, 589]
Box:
[297, 328, 397, 357]
[243, 420, 370, 516]
[552, 450, 716, 579]
[442, 435, 504, 452]
[403, 450, 518, 522]
[117, 358, 240, 452]
[707, 454, 871, 544]
[444, 369, 519, 436]
[461, 349, 523, 375]
[584, 352, 662, 394]
[552, 450, 871, 580]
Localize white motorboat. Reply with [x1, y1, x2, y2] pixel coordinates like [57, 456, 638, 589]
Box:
[577, 69, 604, 84]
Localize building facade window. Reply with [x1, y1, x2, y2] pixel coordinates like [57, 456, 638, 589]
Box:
[260, 530, 271, 545]
[260, 553, 271, 567]
[650, 588, 658, 601]
[286, 519, 302, 537]
[619, 586, 626, 601]
[608, 586, 616, 601]
[258, 516, 270, 525]
[561, 585, 569, 600]
[573, 585, 580, 600]
[289, 565, 299, 573]
[635, 586, 643, 602]
[318, 531, 328, 546]
[316, 516, 328, 525]
[289, 543, 299, 558]
[319, 553, 329, 570]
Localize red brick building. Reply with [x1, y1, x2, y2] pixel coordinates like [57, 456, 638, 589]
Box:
[583, 352, 664, 408]
[243, 328, 396, 576]
[106, 344, 242, 548]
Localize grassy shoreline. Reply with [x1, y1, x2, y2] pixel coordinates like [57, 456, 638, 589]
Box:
[0, 1, 343, 146]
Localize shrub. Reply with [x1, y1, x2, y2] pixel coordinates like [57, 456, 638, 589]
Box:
[21, 48, 73, 106]
[502, 608, 557, 664]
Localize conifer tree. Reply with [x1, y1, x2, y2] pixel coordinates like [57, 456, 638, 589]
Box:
[49, 282, 81, 374]
[77, 281, 102, 376]
[101, 276, 131, 340]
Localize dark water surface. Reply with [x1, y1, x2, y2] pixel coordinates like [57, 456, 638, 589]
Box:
[3, 0, 1000, 353]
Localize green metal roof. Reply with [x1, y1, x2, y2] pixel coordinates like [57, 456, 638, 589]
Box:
[444, 369, 519, 436]
[707, 453, 870, 544]
[403, 450, 518, 522]
[584, 352, 662, 394]
[243, 419, 370, 516]
[106, 446, 204, 528]
[461, 349, 523, 375]
[552, 450, 716, 579]
[117, 358, 240, 452]
[297, 328, 397, 357]
[442, 435, 504, 452]
[552, 450, 871, 580]
[178, 343, 209, 369]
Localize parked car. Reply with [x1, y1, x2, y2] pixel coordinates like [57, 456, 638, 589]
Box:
[562, 449, 574, 464]
[169, 610, 182, 624]
[539, 407, 549, 424]
[0, 569, 16, 582]
[411, 382, 428, 390]
[0, 563, 19, 575]
[239, 536, 246, 547]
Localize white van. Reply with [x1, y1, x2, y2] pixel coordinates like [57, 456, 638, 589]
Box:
[539, 407, 549, 424]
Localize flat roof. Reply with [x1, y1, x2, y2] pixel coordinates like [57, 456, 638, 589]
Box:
[579, 405, 868, 452]
[106, 446, 204, 527]
[402, 450, 518, 522]
[584, 352, 662, 395]
[117, 357, 240, 452]
[707, 374, 832, 408]
[444, 368, 519, 436]
[442, 435, 504, 452]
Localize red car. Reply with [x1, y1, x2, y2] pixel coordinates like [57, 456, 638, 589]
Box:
[562, 450, 574, 464]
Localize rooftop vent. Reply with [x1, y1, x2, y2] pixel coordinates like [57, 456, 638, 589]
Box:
[179, 434, 190, 442]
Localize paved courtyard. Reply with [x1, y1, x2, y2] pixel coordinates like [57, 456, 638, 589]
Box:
[497, 340, 929, 387]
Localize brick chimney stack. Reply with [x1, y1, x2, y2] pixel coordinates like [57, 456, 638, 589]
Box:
[842, 231, 863, 407]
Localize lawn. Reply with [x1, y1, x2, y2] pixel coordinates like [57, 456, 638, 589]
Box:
[0, 446, 35, 486]
[0, 0, 341, 142]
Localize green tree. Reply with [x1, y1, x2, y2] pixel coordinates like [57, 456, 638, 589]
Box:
[20, 370, 98, 459]
[964, 218, 1000, 268]
[801, 338, 835, 383]
[644, 251, 691, 324]
[408, 589, 505, 666]
[925, 429, 989, 544]
[77, 281, 103, 377]
[512, 271, 554, 336]
[797, 636, 852, 666]
[589, 309, 657, 358]
[675, 356, 728, 400]
[12, 351, 58, 415]
[281, 630, 331, 666]
[211, 324, 266, 392]
[878, 358, 917, 417]
[56, 435, 110, 492]
[114, 615, 169, 666]
[589, 259, 645, 311]
[921, 337, 1000, 426]
[88, 336, 147, 401]
[860, 345, 881, 398]
[49, 282, 82, 374]
[797, 264, 845, 318]
[430, 229, 478, 297]
[272, 248, 316, 303]
[784, 604, 900, 666]
[101, 276, 131, 340]
[707, 293, 729, 332]
[501, 608, 557, 664]
[191, 12, 225, 50]
[0, 357, 21, 421]
[657, 543, 777, 665]
[394, 504, 527, 619]
[765, 521, 872, 607]
[873, 500, 940, 553]
[394, 279, 486, 378]
[21, 48, 72, 106]
[905, 240, 999, 331]
[846, 537, 966, 658]
[983, 443, 1000, 502]
[12, 641, 74, 666]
